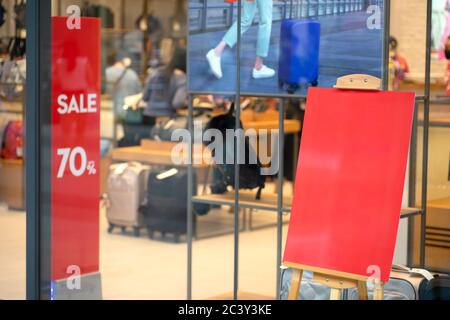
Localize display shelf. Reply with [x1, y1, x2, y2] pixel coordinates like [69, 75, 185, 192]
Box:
[111, 143, 211, 168]
[400, 208, 423, 219]
[194, 191, 422, 220]
[243, 119, 301, 134]
[0, 158, 24, 166]
[0, 101, 24, 115]
[193, 191, 292, 213]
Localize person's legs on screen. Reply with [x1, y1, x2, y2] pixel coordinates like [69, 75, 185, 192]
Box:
[252, 0, 275, 79]
[206, 0, 256, 79]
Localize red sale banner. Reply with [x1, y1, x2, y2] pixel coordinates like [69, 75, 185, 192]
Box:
[51, 17, 100, 282]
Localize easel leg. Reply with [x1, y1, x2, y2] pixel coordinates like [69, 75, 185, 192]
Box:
[358, 281, 368, 300]
[330, 288, 342, 300]
[373, 283, 385, 301]
[288, 269, 303, 300]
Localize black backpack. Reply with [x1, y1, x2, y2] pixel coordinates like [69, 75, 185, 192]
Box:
[0, 3, 6, 28]
[205, 103, 266, 200]
[82, 4, 115, 29]
[419, 275, 450, 300]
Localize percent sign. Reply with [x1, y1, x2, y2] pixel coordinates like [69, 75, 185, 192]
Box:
[57, 147, 97, 178]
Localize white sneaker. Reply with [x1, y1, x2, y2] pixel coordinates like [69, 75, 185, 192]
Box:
[253, 65, 276, 79]
[206, 49, 223, 79]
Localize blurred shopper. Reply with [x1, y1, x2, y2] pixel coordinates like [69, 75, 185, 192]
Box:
[105, 53, 142, 119]
[389, 37, 410, 90]
[206, 0, 275, 80]
[445, 36, 450, 95]
[122, 18, 147, 73]
[143, 46, 187, 118]
[432, 0, 449, 58]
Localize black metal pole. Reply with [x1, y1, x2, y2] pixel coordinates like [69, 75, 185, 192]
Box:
[407, 99, 419, 266]
[289, 0, 294, 19]
[25, 0, 52, 300]
[202, 0, 208, 32]
[233, 0, 242, 301]
[187, 94, 194, 300]
[186, 0, 194, 298]
[276, 99, 285, 299]
[420, 0, 433, 269]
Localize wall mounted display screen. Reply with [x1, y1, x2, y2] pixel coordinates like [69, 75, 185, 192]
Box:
[188, 0, 385, 97]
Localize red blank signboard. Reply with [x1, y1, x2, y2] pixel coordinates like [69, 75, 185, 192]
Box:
[283, 88, 415, 282]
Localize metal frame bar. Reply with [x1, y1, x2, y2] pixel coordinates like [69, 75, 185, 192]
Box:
[233, 0, 243, 301]
[187, 95, 194, 300]
[276, 100, 285, 299]
[25, 0, 52, 300]
[420, 0, 433, 269]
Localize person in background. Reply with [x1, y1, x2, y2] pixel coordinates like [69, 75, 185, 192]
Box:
[445, 36, 450, 95]
[389, 36, 410, 91]
[206, 0, 275, 80]
[146, 11, 164, 66]
[122, 17, 146, 73]
[105, 53, 143, 119]
[143, 46, 187, 119]
[432, 0, 449, 59]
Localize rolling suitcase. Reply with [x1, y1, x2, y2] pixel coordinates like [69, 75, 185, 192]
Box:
[278, 19, 320, 93]
[280, 268, 331, 300]
[106, 162, 150, 237]
[280, 266, 443, 300]
[141, 168, 197, 243]
[419, 275, 450, 300]
[347, 268, 430, 300]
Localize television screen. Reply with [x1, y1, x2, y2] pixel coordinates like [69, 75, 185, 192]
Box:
[188, 0, 385, 96]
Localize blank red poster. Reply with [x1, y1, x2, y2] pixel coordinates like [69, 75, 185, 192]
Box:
[284, 88, 415, 282]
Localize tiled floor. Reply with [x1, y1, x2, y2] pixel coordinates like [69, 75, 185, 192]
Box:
[0, 202, 288, 300]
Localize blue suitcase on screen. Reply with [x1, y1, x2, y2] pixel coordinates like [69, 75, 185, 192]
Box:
[278, 20, 320, 93]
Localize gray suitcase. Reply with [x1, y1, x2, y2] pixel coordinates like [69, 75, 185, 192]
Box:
[280, 266, 434, 300]
[280, 268, 331, 300]
[106, 162, 150, 236]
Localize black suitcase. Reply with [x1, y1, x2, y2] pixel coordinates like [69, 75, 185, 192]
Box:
[419, 275, 450, 300]
[141, 169, 197, 242]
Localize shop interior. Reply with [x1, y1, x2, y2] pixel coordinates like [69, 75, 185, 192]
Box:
[0, 0, 449, 300]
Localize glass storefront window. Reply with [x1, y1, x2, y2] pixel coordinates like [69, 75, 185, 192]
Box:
[0, 0, 446, 302]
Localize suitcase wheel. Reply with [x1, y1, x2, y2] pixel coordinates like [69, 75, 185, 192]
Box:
[107, 224, 115, 234]
[120, 226, 127, 234]
[287, 84, 299, 94]
[133, 227, 141, 238]
[311, 79, 319, 87]
[147, 227, 155, 240]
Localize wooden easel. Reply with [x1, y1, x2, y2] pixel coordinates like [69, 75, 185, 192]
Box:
[285, 74, 385, 301]
[285, 262, 385, 300]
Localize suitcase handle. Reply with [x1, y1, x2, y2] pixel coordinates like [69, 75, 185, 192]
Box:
[113, 161, 144, 175]
[392, 264, 435, 281]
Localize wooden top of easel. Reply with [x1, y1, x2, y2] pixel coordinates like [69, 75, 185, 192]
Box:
[334, 74, 382, 91]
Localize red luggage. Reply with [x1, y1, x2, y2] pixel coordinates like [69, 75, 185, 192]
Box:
[1, 120, 23, 160]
